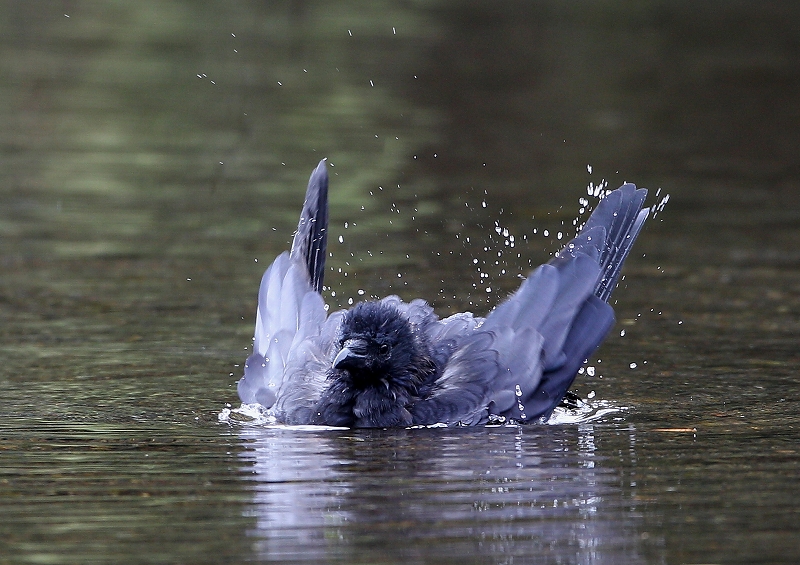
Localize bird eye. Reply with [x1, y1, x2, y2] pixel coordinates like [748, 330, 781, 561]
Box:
[379, 343, 390, 355]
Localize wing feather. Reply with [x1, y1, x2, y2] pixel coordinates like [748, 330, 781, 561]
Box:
[289, 160, 329, 293]
[523, 296, 615, 420]
[239, 258, 327, 407]
[238, 162, 331, 410]
[274, 310, 345, 423]
[482, 264, 559, 332]
[537, 254, 600, 370]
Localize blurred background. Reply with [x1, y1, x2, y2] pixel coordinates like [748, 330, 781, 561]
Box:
[1, 2, 798, 564]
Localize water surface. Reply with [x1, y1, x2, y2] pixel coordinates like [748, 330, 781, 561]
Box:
[1, 1, 799, 564]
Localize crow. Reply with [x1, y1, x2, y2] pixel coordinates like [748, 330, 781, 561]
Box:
[237, 160, 650, 427]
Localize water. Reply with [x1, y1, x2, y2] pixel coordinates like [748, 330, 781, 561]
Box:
[2, 1, 799, 564]
[239, 425, 646, 564]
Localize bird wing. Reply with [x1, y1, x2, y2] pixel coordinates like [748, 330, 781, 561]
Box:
[409, 254, 605, 426]
[518, 184, 648, 420]
[583, 184, 649, 301]
[411, 183, 649, 425]
[273, 309, 345, 424]
[237, 161, 331, 413]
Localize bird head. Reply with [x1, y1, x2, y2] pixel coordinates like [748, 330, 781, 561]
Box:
[332, 301, 431, 390]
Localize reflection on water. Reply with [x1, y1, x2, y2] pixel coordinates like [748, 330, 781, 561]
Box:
[239, 425, 657, 564]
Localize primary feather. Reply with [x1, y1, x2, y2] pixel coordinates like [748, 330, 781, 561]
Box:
[237, 160, 650, 427]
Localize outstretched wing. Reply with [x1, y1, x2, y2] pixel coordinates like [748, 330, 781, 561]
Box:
[237, 161, 331, 410]
[410, 259, 593, 425]
[411, 183, 649, 425]
[522, 184, 648, 419]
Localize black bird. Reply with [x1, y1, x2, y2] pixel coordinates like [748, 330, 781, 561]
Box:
[237, 160, 650, 427]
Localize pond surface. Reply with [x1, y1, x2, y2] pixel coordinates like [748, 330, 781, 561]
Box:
[1, 1, 799, 564]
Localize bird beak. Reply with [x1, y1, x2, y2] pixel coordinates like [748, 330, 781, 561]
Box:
[333, 339, 369, 370]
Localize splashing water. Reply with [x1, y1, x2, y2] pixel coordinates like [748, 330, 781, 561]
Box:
[219, 396, 627, 429]
[546, 398, 628, 425]
[219, 403, 349, 430]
